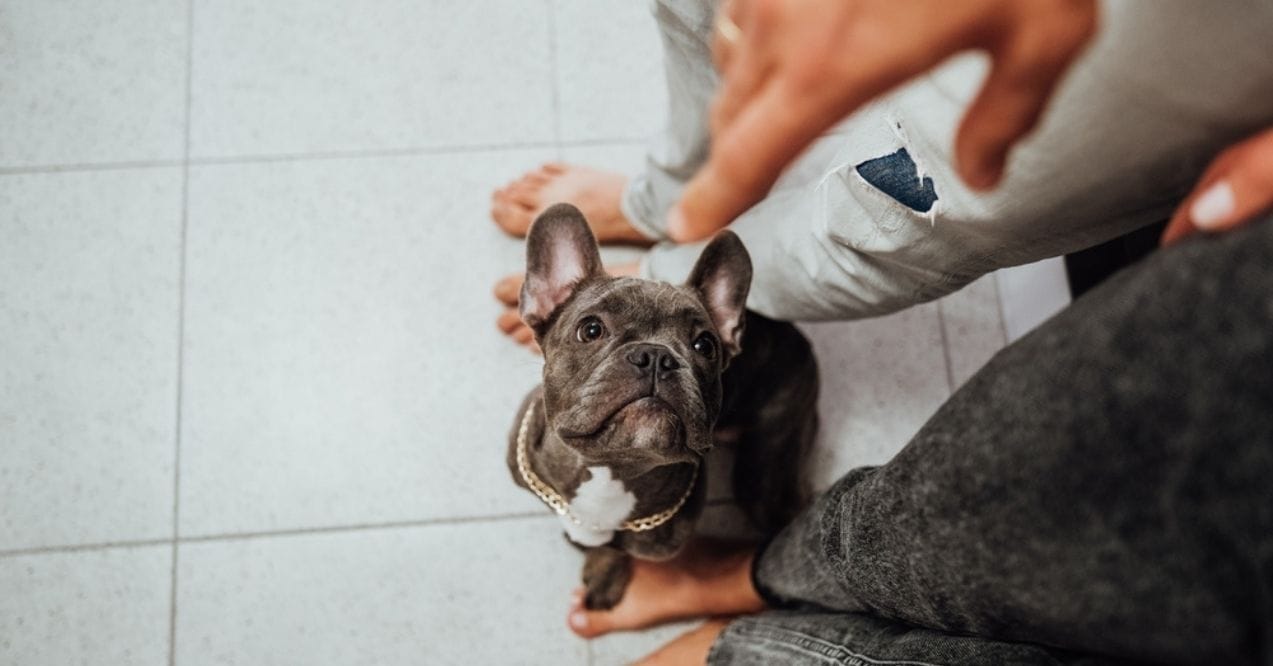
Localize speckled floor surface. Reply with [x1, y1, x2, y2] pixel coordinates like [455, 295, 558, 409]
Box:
[0, 2, 1024, 664]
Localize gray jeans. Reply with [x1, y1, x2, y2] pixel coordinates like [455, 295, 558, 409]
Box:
[710, 216, 1273, 665]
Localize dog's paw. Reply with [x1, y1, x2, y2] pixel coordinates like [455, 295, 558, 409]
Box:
[581, 549, 632, 610]
[583, 581, 626, 611]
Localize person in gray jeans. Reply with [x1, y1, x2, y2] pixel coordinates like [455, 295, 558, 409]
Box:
[568, 212, 1273, 664]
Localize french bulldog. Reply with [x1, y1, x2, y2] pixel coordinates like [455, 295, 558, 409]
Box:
[506, 203, 818, 610]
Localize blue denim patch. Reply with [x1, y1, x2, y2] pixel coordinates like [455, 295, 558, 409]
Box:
[854, 148, 938, 213]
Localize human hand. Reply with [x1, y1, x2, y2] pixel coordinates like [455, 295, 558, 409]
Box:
[1161, 127, 1273, 246]
[669, 0, 1097, 241]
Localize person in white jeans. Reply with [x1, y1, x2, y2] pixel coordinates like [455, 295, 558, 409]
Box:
[491, 0, 1273, 338]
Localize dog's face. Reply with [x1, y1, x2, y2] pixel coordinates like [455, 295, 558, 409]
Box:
[520, 204, 751, 473]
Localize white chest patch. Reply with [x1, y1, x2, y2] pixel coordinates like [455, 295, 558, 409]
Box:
[560, 466, 636, 547]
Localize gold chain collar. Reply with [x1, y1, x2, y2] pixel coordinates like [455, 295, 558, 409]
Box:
[515, 400, 698, 532]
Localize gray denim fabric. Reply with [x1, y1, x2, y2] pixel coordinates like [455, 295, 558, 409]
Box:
[633, 0, 1273, 321]
[709, 611, 1138, 666]
[725, 216, 1273, 665]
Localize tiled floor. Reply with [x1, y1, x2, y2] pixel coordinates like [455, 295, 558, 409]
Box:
[1, 2, 1012, 664]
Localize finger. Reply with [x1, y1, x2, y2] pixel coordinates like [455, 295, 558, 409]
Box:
[711, 0, 766, 79]
[711, 22, 738, 74]
[1163, 131, 1273, 245]
[955, 47, 1078, 190]
[1190, 152, 1273, 229]
[710, 3, 775, 139]
[710, 0, 747, 72]
[1165, 181, 1243, 246]
[493, 274, 524, 306]
[1162, 148, 1247, 245]
[671, 82, 829, 241]
[1159, 215, 1191, 247]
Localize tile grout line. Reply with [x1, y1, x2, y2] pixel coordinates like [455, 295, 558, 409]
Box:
[0, 137, 648, 177]
[934, 300, 957, 395]
[0, 159, 185, 175]
[168, 0, 195, 662]
[0, 512, 553, 559]
[0, 538, 173, 559]
[179, 511, 550, 544]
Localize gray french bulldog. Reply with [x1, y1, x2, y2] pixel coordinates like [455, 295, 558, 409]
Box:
[506, 203, 818, 610]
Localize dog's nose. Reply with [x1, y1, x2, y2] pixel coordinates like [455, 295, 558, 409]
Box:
[626, 344, 680, 375]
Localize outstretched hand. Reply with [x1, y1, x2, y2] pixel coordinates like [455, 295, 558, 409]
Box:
[669, 0, 1097, 242]
[1162, 127, 1273, 246]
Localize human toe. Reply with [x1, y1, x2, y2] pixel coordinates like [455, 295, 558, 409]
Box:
[493, 275, 523, 306]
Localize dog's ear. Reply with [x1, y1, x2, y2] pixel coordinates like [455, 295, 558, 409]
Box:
[520, 203, 604, 335]
[685, 231, 751, 359]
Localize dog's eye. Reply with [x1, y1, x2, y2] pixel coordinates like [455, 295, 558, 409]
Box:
[692, 332, 717, 358]
[576, 317, 606, 343]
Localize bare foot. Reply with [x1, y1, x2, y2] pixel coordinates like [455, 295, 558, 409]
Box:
[490, 163, 652, 245]
[635, 620, 730, 666]
[494, 262, 640, 348]
[565, 539, 764, 639]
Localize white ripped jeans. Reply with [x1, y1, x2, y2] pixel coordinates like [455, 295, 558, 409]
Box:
[624, 0, 1273, 321]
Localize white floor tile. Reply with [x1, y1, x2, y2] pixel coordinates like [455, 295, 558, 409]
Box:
[798, 304, 950, 491]
[174, 519, 587, 666]
[0, 0, 186, 168]
[0, 169, 181, 550]
[937, 274, 1008, 390]
[554, 0, 667, 142]
[189, 0, 555, 158]
[0, 545, 171, 666]
[996, 258, 1072, 342]
[180, 150, 554, 536]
